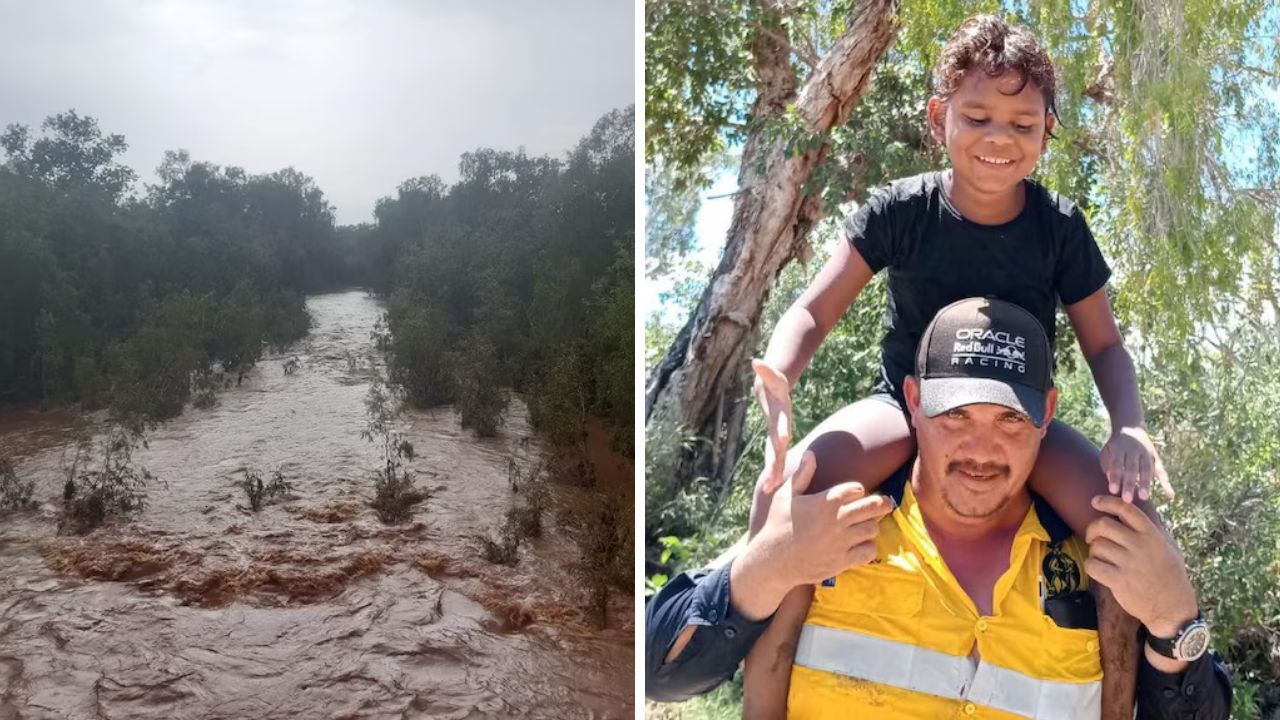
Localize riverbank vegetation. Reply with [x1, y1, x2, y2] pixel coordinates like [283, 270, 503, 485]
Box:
[1, 106, 635, 464]
[365, 107, 636, 628]
[369, 107, 634, 461]
[0, 111, 346, 428]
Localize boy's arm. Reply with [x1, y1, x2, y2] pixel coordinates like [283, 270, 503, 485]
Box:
[742, 585, 813, 720]
[761, 238, 874, 385]
[1065, 288, 1171, 501]
[1064, 287, 1143, 428]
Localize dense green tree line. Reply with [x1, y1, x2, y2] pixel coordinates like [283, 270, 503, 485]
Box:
[1, 106, 635, 459]
[0, 110, 344, 423]
[374, 107, 634, 455]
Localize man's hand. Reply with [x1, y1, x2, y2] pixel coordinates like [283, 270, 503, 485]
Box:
[752, 359, 794, 494]
[1084, 496, 1199, 660]
[730, 451, 894, 621]
[1100, 426, 1174, 502]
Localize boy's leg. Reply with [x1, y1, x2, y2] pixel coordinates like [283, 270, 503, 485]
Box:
[742, 585, 813, 720]
[748, 397, 914, 537]
[1030, 421, 1162, 720]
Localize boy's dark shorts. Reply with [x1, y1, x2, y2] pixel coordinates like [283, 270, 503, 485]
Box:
[868, 358, 911, 418]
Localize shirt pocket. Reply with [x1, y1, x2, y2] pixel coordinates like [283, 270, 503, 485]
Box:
[1039, 621, 1104, 683]
[809, 566, 927, 644]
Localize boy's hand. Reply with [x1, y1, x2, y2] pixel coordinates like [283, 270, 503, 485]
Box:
[752, 359, 794, 494]
[1100, 426, 1173, 503]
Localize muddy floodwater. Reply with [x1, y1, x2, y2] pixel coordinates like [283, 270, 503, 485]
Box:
[0, 290, 634, 720]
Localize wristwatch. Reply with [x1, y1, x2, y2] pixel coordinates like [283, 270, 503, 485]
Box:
[1146, 613, 1211, 662]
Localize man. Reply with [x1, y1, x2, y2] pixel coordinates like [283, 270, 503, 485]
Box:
[646, 297, 1231, 719]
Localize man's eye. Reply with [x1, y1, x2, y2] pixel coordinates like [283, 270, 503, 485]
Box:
[1001, 413, 1028, 425]
[946, 409, 967, 420]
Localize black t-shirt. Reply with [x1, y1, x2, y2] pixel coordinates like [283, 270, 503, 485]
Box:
[846, 170, 1111, 374]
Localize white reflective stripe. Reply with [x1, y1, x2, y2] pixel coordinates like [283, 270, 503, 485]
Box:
[794, 624, 1101, 719]
[795, 624, 971, 701]
[968, 661, 1100, 720]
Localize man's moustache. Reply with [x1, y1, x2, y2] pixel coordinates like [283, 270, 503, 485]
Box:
[947, 461, 1010, 479]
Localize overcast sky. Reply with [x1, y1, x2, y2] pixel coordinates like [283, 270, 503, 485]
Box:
[0, 0, 634, 224]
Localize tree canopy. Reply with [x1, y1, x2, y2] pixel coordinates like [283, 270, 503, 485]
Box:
[368, 107, 636, 452]
[0, 110, 342, 423]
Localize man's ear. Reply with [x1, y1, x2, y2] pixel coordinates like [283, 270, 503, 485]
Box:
[926, 97, 947, 143]
[1040, 387, 1059, 433]
[903, 375, 922, 428]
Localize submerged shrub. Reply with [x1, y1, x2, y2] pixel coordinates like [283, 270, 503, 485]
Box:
[237, 466, 292, 512]
[478, 527, 520, 566]
[58, 428, 157, 535]
[371, 466, 423, 525]
[569, 494, 631, 629]
[362, 377, 425, 525]
[453, 337, 508, 438]
[506, 501, 542, 541]
[0, 454, 36, 511]
[384, 301, 454, 408]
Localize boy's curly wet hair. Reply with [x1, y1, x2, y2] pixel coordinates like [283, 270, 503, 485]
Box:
[933, 15, 1058, 124]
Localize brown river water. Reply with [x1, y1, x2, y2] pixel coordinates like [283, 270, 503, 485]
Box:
[0, 290, 634, 720]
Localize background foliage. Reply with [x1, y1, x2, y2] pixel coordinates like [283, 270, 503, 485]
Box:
[373, 107, 636, 453]
[0, 110, 337, 426]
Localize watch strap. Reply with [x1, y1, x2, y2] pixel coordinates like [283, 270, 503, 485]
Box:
[1146, 613, 1206, 660]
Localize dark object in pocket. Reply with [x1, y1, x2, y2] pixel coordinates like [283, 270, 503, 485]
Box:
[1045, 590, 1097, 630]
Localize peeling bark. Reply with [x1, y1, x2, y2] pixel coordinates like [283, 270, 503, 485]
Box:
[646, 0, 900, 495]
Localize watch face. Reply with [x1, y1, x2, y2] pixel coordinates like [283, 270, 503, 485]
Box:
[1176, 623, 1211, 661]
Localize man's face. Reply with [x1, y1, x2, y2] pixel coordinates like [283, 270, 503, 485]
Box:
[904, 377, 1057, 521]
[927, 70, 1054, 196]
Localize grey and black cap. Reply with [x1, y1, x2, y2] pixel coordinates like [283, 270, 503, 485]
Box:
[915, 297, 1053, 427]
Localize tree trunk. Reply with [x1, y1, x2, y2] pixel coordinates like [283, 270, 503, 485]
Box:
[646, 0, 900, 497]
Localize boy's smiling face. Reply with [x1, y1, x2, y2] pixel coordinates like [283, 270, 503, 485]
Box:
[928, 70, 1055, 198]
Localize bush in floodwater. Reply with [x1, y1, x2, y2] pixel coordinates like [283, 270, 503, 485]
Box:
[191, 368, 222, 409]
[506, 501, 541, 541]
[362, 378, 425, 525]
[453, 338, 508, 438]
[478, 526, 520, 566]
[58, 428, 157, 535]
[568, 494, 631, 629]
[0, 454, 36, 511]
[237, 467, 292, 512]
[371, 464, 423, 525]
[508, 471, 549, 540]
[262, 290, 312, 352]
[384, 300, 455, 408]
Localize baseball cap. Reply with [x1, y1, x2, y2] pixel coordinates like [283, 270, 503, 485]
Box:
[914, 297, 1053, 427]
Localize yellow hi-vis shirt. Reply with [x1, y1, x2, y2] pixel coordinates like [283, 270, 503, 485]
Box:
[788, 482, 1101, 720]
